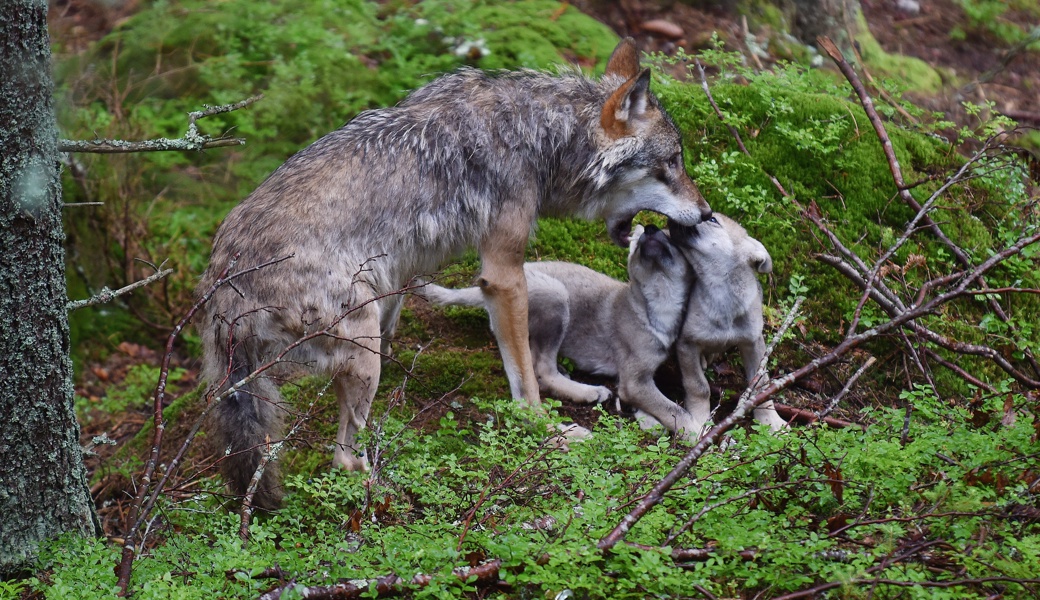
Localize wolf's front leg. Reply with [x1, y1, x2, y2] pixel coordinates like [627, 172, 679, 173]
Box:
[740, 337, 787, 431]
[479, 216, 542, 409]
[677, 339, 713, 428]
[620, 371, 703, 440]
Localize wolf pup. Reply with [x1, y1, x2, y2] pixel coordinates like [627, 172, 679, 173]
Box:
[197, 39, 712, 509]
[666, 213, 788, 436]
[425, 225, 693, 417]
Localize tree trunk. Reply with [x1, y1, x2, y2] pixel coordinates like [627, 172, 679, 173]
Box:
[786, 0, 861, 48]
[0, 0, 99, 576]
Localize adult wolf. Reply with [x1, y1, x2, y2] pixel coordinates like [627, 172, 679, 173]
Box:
[197, 39, 711, 509]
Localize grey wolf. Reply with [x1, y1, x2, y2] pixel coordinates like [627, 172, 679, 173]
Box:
[196, 39, 712, 509]
[424, 224, 692, 411]
[665, 213, 788, 436]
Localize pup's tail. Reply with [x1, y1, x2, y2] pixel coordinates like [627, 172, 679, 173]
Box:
[420, 282, 487, 309]
[211, 353, 286, 511]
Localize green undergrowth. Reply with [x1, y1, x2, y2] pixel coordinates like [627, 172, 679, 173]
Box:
[33, 392, 1040, 599]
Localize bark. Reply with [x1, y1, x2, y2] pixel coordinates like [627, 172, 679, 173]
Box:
[0, 0, 99, 576]
[785, 0, 861, 49]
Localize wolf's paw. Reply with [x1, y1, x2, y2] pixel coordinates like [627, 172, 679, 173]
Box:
[333, 449, 370, 472]
[557, 422, 591, 439]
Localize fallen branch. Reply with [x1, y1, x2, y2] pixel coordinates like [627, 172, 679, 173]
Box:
[256, 559, 505, 600]
[818, 35, 1040, 377]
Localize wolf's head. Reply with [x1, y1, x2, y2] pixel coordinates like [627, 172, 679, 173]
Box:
[590, 39, 712, 247]
[668, 213, 772, 280]
[627, 223, 693, 300]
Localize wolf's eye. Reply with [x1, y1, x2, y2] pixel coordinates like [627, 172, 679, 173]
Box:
[668, 153, 682, 170]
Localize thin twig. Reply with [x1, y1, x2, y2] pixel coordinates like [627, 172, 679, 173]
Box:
[816, 356, 877, 419]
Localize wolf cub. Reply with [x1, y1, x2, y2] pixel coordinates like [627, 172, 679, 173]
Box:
[424, 225, 694, 422]
[667, 213, 788, 434]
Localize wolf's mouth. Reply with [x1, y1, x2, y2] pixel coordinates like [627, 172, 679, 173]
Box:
[667, 218, 698, 246]
[609, 215, 636, 246]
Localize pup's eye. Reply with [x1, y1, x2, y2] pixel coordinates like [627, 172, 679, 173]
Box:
[709, 217, 718, 224]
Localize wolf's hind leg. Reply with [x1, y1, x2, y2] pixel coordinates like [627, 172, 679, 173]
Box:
[378, 293, 405, 359]
[332, 318, 382, 472]
[527, 273, 611, 404]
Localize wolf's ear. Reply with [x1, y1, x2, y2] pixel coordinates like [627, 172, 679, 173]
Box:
[747, 239, 773, 274]
[601, 68, 652, 137]
[605, 38, 641, 80]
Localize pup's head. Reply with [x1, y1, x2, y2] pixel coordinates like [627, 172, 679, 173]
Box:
[592, 39, 712, 246]
[668, 213, 772, 278]
[626, 223, 692, 292]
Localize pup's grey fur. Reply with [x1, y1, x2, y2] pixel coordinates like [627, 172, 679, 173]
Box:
[424, 224, 692, 410]
[197, 39, 712, 509]
[665, 213, 788, 436]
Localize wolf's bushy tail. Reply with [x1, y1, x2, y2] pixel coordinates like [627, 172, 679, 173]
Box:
[421, 282, 487, 309]
[211, 353, 286, 511]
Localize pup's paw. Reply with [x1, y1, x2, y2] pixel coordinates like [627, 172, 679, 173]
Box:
[633, 410, 664, 431]
[546, 422, 592, 451]
[557, 422, 591, 439]
[590, 386, 613, 404]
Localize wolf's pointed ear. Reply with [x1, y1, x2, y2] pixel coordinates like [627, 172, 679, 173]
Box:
[747, 239, 773, 274]
[605, 38, 641, 80]
[601, 68, 652, 137]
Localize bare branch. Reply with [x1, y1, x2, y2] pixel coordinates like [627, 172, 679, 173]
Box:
[816, 356, 877, 419]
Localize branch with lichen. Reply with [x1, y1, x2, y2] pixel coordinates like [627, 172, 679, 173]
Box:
[59, 95, 262, 154]
[66, 263, 173, 311]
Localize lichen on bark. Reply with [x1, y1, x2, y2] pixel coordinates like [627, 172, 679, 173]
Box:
[0, 0, 99, 576]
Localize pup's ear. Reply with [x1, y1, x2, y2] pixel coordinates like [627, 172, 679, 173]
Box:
[605, 37, 640, 79]
[747, 239, 773, 274]
[628, 224, 646, 259]
[601, 68, 652, 137]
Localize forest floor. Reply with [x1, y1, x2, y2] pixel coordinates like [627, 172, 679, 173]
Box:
[49, 0, 1039, 538]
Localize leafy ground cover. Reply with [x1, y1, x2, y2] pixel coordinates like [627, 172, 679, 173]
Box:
[15, 0, 1040, 597]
